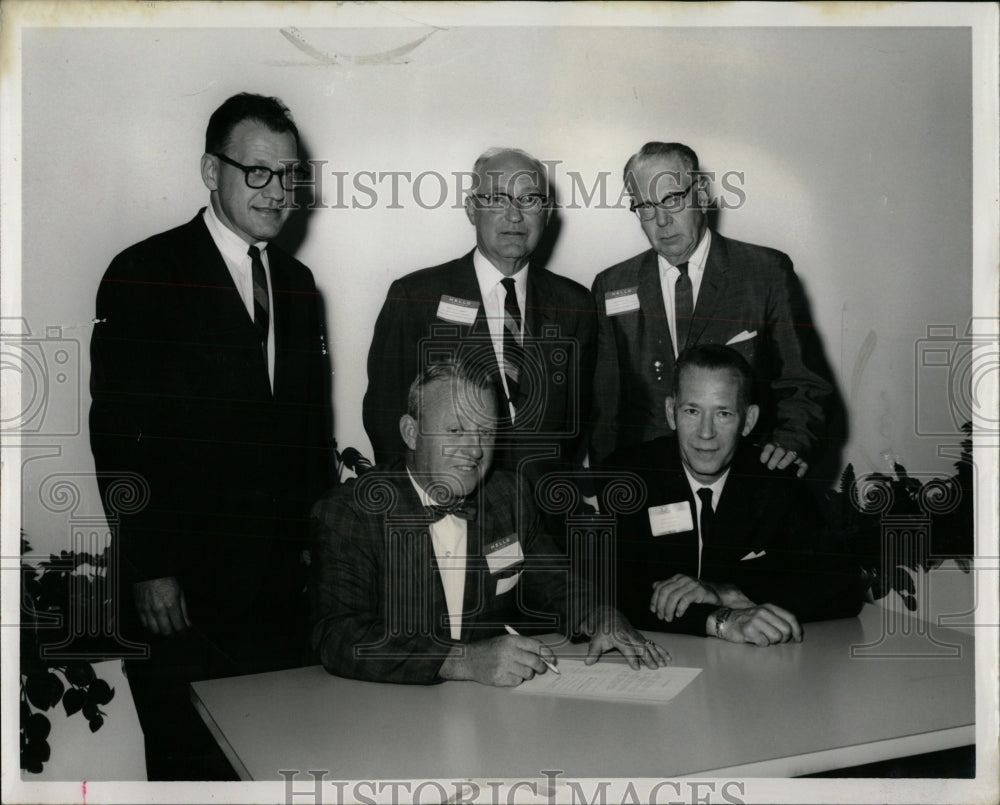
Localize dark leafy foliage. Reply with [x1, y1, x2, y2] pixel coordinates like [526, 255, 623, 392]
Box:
[825, 422, 974, 606]
[20, 536, 115, 774]
[336, 445, 373, 479]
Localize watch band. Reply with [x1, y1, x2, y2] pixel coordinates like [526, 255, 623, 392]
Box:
[714, 607, 733, 639]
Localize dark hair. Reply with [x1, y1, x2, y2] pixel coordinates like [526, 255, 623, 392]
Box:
[672, 344, 754, 410]
[406, 360, 500, 421]
[204, 93, 300, 154]
[623, 142, 700, 186]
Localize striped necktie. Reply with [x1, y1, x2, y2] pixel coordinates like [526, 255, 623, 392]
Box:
[247, 245, 270, 369]
[501, 277, 525, 411]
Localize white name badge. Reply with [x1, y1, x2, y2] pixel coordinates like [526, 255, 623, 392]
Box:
[485, 534, 524, 574]
[648, 501, 695, 537]
[605, 286, 640, 316]
[436, 295, 480, 325]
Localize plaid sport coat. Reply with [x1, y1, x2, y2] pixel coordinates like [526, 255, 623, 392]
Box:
[310, 463, 590, 684]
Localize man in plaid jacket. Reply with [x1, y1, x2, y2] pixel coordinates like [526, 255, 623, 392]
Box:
[311, 360, 668, 685]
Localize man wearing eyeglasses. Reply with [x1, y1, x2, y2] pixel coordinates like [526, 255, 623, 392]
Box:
[89, 93, 333, 779]
[590, 142, 833, 476]
[363, 148, 596, 521]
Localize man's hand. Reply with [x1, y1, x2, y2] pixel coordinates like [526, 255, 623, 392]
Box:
[712, 604, 802, 646]
[439, 635, 557, 687]
[759, 443, 808, 478]
[650, 575, 754, 622]
[132, 576, 191, 636]
[583, 605, 671, 670]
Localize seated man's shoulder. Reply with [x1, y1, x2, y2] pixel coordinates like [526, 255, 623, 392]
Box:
[480, 468, 545, 526]
[481, 467, 522, 501]
[727, 444, 816, 510]
[600, 435, 676, 475]
[311, 467, 411, 524]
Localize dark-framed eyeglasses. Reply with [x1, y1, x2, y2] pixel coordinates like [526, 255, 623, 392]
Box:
[630, 182, 694, 221]
[473, 192, 549, 215]
[212, 152, 306, 190]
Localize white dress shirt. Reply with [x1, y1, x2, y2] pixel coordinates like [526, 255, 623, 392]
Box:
[202, 204, 276, 390]
[408, 471, 468, 640]
[658, 228, 712, 358]
[682, 465, 729, 579]
[473, 248, 527, 421]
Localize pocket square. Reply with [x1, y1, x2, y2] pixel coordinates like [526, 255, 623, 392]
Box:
[496, 571, 522, 595]
[740, 550, 767, 561]
[726, 330, 757, 346]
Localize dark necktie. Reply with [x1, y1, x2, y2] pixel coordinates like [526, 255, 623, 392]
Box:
[424, 499, 477, 522]
[247, 245, 270, 369]
[674, 261, 693, 354]
[501, 277, 526, 411]
[696, 487, 714, 578]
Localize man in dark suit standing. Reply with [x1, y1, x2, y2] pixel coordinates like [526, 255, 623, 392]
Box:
[89, 93, 333, 779]
[600, 345, 864, 644]
[313, 361, 668, 685]
[591, 142, 833, 475]
[363, 148, 596, 500]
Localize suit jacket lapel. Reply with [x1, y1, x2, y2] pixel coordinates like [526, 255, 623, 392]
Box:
[452, 251, 505, 388]
[451, 250, 491, 336]
[188, 213, 256, 335]
[524, 267, 555, 337]
[268, 251, 290, 397]
[458, 499, 485, 641]
[188, 213, 272, 397]
[661, 450, 696, 525]
[392, 475, 452, 642]
[636, 250, 674, 359]
[689, 232, 730, 346]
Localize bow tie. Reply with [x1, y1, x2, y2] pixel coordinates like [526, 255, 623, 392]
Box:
[424, 500, 477, 522]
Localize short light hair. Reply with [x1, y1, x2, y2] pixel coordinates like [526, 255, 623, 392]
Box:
[471, 147, 549, 194]
[406, 360, 499, 421]
[622, 142, 700, 187]
[672, 344, 754, 412]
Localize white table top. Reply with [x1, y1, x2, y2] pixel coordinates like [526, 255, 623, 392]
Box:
[191, 604, 974, 780]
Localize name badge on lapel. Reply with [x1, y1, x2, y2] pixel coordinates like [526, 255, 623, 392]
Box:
[485, 534, 524, 575]
[437, 294, 480, 325]
[648, 501, 695, 537]
[604, 286, 640, 316]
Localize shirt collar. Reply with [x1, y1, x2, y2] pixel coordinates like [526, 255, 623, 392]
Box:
[203, 203, 268, 268]
[473, 248, 528, 299]
[657, 228, 711, 275]
[682, 463, 730, 505]
[406, 468, 434, 507]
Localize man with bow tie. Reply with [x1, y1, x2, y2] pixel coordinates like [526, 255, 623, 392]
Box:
[311, 360, 668, 685]
[590, 141, 835, 476]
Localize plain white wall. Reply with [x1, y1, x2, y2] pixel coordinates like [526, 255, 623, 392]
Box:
[18, 24, 972, 556]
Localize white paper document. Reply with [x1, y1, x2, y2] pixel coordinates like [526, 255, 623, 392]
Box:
[512, 661, 701, 703]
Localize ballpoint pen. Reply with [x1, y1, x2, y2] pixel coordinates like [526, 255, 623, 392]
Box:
[505, 624, 560, 674]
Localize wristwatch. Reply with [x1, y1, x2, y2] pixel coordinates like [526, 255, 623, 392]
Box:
[713, 607, 733, 639]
